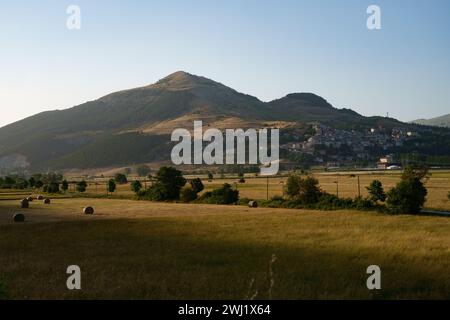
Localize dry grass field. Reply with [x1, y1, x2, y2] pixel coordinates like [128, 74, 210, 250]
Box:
[0, 198, 449, 299]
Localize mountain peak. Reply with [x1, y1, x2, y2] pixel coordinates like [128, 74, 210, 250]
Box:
[153, 71, 211, 90]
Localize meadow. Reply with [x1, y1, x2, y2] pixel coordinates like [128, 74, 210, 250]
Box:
[0, 198, 449, 299]
[0, 170, 448, 299]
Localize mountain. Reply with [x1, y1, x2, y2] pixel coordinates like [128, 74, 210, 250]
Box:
[411, 114, 450, 128]
[0, 71, 417, 171]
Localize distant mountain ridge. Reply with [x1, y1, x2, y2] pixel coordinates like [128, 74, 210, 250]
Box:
[0, 71, 419, 171]
[411, 114, 450, 128]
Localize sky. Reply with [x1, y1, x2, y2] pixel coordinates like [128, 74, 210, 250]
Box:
[1, 0, 449, 127]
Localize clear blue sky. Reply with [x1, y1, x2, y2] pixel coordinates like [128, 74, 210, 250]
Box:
[1, 0, 449, 127]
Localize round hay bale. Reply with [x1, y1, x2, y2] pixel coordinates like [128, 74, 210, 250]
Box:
[26, 196, 34, 202]
[37, 195, 44, 200]
[83, 206, 94, 215]
[20, 199, 29, 208]
[13, 213, 25, 222]
[248, 200, 258, 208]
[43, 198, 51, 204]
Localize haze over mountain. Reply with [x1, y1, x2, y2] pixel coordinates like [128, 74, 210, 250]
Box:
[0, 71, 413, 171]
[411, 114, 450, 128]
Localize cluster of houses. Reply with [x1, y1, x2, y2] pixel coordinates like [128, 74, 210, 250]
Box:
[281, 124, 416, 167]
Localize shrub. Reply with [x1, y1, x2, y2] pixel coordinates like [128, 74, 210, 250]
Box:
[61, 180, 69, 192]
[131, 180, 142, 193]
[76, 180, 87, 193]
[207, 172, 213, 181]
[198, 183, 239, 204]
[366, 180, 386, 202]
[35, 180, 44, 189]
[285, 175, 321, 204]
[44, 182, 60, 193]
[190, 178, 204, 193]
[13, 178, 29, 189]
[180, 186, 198, 202]
[285, 175, 301, 198]
[108, 179, 116, 193]
[137, 184, 167, 201]
[353, 196, 375, 210]
[386, 166, 428, 214]
[114, 173, 128, 184]
[28, 177, 36, 188]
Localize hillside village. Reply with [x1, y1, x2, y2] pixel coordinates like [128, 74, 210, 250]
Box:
[280, 124, 420, 168]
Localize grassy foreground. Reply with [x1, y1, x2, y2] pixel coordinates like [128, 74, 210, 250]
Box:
[0, 199, 449, 299]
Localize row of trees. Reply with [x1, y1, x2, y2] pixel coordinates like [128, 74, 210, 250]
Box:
[283, 165, 429, 214]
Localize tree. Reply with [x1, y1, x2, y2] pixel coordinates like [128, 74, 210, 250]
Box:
[136, 165, 151, 177]
[285, 175, 301, 198]
[44, 182, 60, 193]
[28, 177, 36, 188]
[190, 178, 204, 194]
[153, 166, 186, 200]
[35, 180, 44, 189]
[180, 185, 198, 202]
[114, 173, 128, 184]
[131, 180, 142, 193]
[298, 176, 321, 204]
[386, 166, 428, 214]
[61, 180, 69, 193]
[285, 175, 321, 204]
[108, 179, 116, 193]
[366, 180, 386, 202]
[76, 180, 87, 193]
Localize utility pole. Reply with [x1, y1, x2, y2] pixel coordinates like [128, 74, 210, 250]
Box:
[335, 180, 339, 197]
[357, 175, 361, 198]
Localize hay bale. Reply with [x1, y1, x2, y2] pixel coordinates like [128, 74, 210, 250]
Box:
[248, 200, 258, 208]
[20, 199, 29, 208]
[13, 213, 25, 222]
[37, 195, 44, 200]
[43, 198, 51, 204]
[83, 206, 94, 215]
[26, 196, 33, 202]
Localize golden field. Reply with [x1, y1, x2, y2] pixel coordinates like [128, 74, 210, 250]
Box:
[0, 197, 449, 299]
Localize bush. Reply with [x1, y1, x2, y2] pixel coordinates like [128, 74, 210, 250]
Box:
[285, 175, 321, 204]
[197, 183, 239, 204]
[137, 184, 167, 201]
[44, 182, 60, 193]
[190, 178, 204, 193]
[366, 180, 386, 202]
[114, 173, 128, 184]
[386, 166, 428, 214]
[131, 180, 142, 193]
[35, 180, 44, 189]
[76, 180, 87, 193]
[61, 180, 69, 192]
[108, 179, 116, 193]
[353, 196, 376, 210]
[180, 186, 198, 202]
